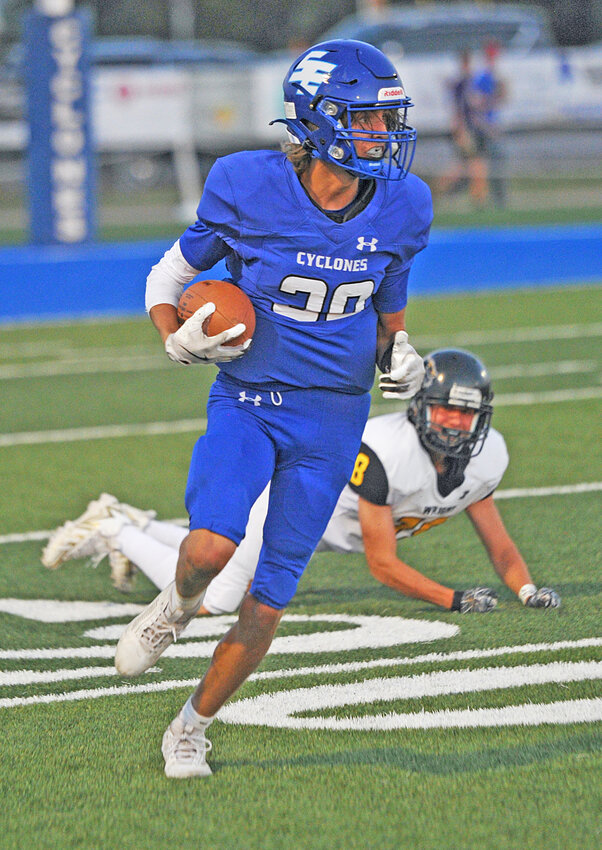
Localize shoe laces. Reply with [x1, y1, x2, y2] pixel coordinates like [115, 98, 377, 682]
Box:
[172, 725, 212, 763]
[140, 604, 187, 650]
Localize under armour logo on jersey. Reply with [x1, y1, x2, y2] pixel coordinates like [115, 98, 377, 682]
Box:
[289, 51, 337, 96]
[357, 236, 378, 252]
[238, 391, 262, 406]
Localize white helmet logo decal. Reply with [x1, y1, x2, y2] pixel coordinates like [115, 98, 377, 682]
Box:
[378, 86, 404, 100]
[449, 384, 482, 408]
[289, 50, 337, 96]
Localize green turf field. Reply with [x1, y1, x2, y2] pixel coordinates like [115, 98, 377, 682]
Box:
[0, 284, 600, 849]
[1, 173, 601, 245]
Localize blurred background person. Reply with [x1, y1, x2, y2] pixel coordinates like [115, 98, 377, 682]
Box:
[470, 39, 509, 208]
[435, 49, 485, 206]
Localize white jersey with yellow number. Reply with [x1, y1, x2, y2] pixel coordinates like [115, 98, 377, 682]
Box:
[319, 411, 509, 554]
[203, 411, 508, 612]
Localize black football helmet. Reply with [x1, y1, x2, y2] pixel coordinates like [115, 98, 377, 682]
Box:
[408, 349, 493, 459]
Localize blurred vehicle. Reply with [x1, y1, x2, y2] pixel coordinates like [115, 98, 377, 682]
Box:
[2, 33, 259, 71]
[89, 37, 259, 66]
[320, 2, 557, 57]
[0, 36, 259, 121]
[0, 33, 261, 203]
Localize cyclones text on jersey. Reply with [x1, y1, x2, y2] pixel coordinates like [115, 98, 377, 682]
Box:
[296, 252, 369, 272]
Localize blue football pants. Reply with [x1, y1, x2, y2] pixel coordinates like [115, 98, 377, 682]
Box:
[185, 376, 370, 609]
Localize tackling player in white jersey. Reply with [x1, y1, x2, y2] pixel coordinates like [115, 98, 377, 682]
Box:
[43, 349, 560, 614]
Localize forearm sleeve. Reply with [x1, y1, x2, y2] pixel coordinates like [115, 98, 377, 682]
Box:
[144, 240, 200, 313]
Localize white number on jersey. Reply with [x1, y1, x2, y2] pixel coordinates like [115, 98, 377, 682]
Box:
[273, 275, 375, 322]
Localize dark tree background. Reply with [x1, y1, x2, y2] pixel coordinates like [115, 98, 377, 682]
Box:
[1, 1, 600, 52]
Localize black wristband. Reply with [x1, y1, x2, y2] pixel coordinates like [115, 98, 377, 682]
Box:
[377, 341, 394, 373]
[451, 590, 463, 612]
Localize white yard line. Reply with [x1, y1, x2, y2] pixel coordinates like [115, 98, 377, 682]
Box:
[0, 355, 170, 379]
[412, 321, 602, 348]
[488, 360, 597, 379]
[1, 384, 600, 449]
[0, 314, 139, 332]
[0, 342, 156, 360]
[483, 386, 602, 406]
[0, 320, 600, 378]
[0, 666, 122, 686]
[1, 639, 600, 708]
[0, 355, 597, 381]
[0, 341, 76, 359]
[1, 482, 599, 546]
[0, 418, 207, 447]
[0, 319, 600, 355]
[495, 482, 602, 499]
[370, 386, 602, 418]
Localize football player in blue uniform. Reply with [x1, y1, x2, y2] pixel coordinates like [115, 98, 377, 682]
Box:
[114, 39, 433, 778]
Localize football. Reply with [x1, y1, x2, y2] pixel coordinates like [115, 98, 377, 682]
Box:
[177, 280, 255, 346]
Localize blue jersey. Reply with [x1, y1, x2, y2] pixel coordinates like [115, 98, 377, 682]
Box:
[179, 150, 432, 393]
[472, 69, 501, 125]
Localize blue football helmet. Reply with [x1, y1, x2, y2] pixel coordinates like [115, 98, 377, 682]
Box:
[274, 39, 416, 181]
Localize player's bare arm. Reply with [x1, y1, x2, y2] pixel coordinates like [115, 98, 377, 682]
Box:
[358, 496, 456, 609]
[465, 495, 561, 607]
[465, 495, 531, 593]
[357, 498, 495, 613]
[149, 303, 179, 342]
[376, 307, 406, 357]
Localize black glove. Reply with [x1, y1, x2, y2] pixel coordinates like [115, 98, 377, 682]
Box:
[452, 587, 498, 613]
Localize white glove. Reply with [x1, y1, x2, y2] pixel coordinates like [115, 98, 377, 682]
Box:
[378, 331, 425, 399]
[164, 302, 251, 365]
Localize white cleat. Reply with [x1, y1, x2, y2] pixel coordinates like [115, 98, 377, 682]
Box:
[115, 582, 199, 676]
[108, 550, 137, 594]
[41, 493, 120, 569]
[162, 716, 213, 778]
[41, 493, 153, 580]
[114, 500, 156, 529]
[106, 499, 153, 590]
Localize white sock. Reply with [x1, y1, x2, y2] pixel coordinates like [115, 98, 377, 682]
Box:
[145, 519, 187, 550]
[115, 525, 177, 590]
[169, 581, 204, 614]
[180, 696, 213, 731]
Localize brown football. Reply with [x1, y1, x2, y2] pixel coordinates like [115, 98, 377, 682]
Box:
[177, 280, 255, 346]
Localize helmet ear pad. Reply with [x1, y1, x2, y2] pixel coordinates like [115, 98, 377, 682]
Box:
[276, 39, 417, 181]
[408, 349, 494, 459]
